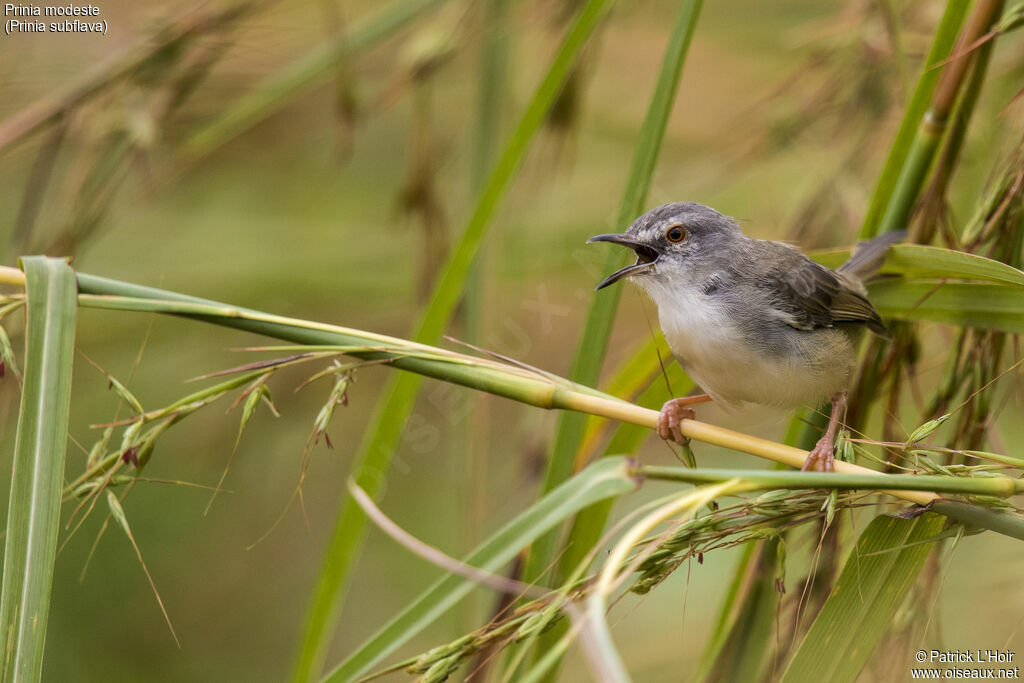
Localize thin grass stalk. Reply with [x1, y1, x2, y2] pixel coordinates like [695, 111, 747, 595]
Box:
[525, 0, 704, 588]
[287, 2, 617, 679]
[637, 466, 1024, 497]
[0, 1, 263, 152]
[461, 0, 510, 643]
[868, 0, 1005, 239]
[859, 2, 970, 238]
[0, 257, 77, 683]
[9, 264, 1024, 503]
[913, 30, 998, 245]
[181, 0, 452, 160]
[68, 291, 1006, 517]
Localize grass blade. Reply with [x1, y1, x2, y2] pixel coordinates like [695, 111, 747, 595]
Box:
[780, 512, 946, 683]
[867, 279, 1024, 334]
[812, 243, 1024, 287]
[290, 1, 616, 679]
[320, 457, 639, 683]
[0, 257, 77, 683]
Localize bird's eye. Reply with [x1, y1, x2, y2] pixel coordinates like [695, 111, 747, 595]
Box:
[665, 225, 687, 243]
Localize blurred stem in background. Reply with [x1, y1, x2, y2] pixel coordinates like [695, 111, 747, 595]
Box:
[522, 0, 705, 590]
[318, 0, 360, 162]
[180, 0, 453, 161]
[462, 0, 510, 655]
[873, 0, 1004, 240]
[288, 2, 616, 680]
[512, 2, 704, 677]
[858, 1, 970, 241]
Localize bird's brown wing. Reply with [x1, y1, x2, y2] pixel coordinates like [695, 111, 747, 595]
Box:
[766, 249, 888, 337]
[830, 284, 889, 337]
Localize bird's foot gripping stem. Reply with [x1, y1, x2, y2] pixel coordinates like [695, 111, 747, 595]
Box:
[656, 395, 711, 446]
[800, 433, 836, 472]
[800, 392, 847, 473]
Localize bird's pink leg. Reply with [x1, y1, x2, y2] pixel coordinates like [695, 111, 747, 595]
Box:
[801, 392, 847, 473]
[657, 394, 713, 445]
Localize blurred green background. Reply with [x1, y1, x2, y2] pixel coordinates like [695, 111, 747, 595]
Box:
[1, 1, 1022, 681]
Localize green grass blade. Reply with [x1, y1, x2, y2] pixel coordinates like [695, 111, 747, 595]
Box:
[867, 279, 1024, 334]
[811, 245, 1024, 332]
[859, 2, 969, 238]
[320, 457, 639, 683]
[1, 257, 77, 683]
[291, 2, 616, 680]
[930, 500, 1024, 542]
[812, 244, 1024, 287]
[182, 0, 453, 159]
[780, 512, 945, 683]
[526, 0, 704, 587]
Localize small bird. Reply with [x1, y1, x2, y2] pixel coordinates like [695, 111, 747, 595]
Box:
[589, 202, 901, 471]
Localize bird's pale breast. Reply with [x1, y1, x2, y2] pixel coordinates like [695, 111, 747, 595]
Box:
[644, 277, 858, 408]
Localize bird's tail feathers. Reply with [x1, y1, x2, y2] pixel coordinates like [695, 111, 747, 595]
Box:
[837, 230, 907, 281]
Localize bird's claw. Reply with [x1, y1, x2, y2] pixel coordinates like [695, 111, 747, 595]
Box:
[801, 438, 835, 472]
[657, 399, 696, 446]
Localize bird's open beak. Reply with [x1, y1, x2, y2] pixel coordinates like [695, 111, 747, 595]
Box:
[587, 233, 661, 290]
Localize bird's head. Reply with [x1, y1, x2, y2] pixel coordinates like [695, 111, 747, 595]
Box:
[588, 202, 743, 290]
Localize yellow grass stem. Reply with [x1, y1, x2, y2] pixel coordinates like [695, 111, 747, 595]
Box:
[0, 263, 939, 507]
[0, 265, 27, 286]
[556, 393, 937, 506]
